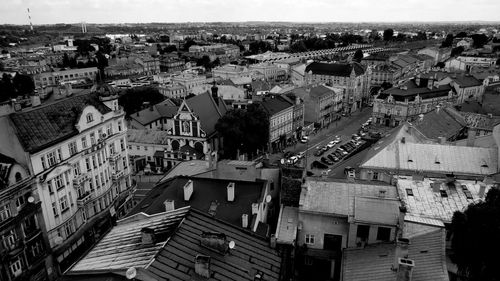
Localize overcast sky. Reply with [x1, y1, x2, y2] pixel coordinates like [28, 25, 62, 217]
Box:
[1, 0, 499, 24]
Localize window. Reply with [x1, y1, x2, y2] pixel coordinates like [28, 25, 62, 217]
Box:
[406, 188, 414, 196]
[356, 225, 370, 241]
[85, 158, 91, 171]
[86, 113, 94, 123]
[118, 121, 122, 132]
[109, 143, 115, 155]
[0, 205, 11, 222]
[47, 151, 57, 167]
[9, 256, 22, 277]
[15, 196, 25, 209]
[81, 137, 88, 149]
[377, 227, 391, 241]
[305, 234, 315, 245]
[30, 240, 43, 257]
[95, 176, 100, 189]
[52, 202, 58, 217]
[90, 133, 96, 145]
[54, 175, 64, 190]
[60, 196, 69, 213]
[372, 172, 379, 180]
[120, 139, 126, 151]
[123, 157, 128, 169]
[106, 124, 112, 136]
[41, 156, 47, 170]
[73, 163, 81, 176]
[92, 155, 97, 169]
[64, 221, 73, 237]
[57, 148, 63, 161]
[68, 141, 77, 156]
[15, 172, 22, 182]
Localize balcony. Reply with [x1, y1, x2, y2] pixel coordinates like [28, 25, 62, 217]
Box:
[73, 173, 89, 186]
[77, 192, 92, 206]
[112, 170, 124, 181]
[108, 152, 121, 163]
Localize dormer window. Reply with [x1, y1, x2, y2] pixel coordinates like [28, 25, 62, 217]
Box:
[86, 113, 94, 123]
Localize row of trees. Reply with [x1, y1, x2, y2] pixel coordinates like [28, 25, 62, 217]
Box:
[0, 73, 35, 102]
[441, 32, 489, 49]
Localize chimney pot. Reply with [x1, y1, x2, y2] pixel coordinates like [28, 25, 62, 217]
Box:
[194, 255, 211, 278]
[251, 203, 259, 215]
[227, 182, 235, 202]
[141, 227, 155, 245]
[396, 258, 415, 281]
[242, 214, 249, 228]
[164, 199, 175, 211]
[183, 180, 194, 201]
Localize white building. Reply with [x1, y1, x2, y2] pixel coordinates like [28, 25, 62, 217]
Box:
[0, 84, 135, 272]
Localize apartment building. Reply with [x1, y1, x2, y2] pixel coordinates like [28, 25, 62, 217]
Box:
[0, 84, 135, 273]
[33, 67, 98, 88]
[260, 95, 295, 152]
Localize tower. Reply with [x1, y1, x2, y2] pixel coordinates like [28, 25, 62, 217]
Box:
[26, 8, 33, 31]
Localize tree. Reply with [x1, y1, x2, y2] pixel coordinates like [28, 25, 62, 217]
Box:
[118, 87, 165, 116]
[12, 73, 35, 96]
[451, 46, 465, 57]
[353, 49, 363, 63]
[441, 34, 454, 48]
[451, 188, 500, 281]
[215, 104, 269, 159]
[183, 38, 196, 51]
[62, 53, 70, 67]
[456, 31, 468, 38]
[383, 29, 394, 41]
[471, 34, 489, 49]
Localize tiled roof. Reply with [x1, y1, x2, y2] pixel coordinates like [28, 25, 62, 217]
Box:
[126, 129, 170, 145]
[68, 207, 282, 281]
[397, 177, 492, 223]
[459, 111, 500, 130]
[158, 160, 211, 183]
[299, 178, 398, 217]
[127, 175, 265, 227]
[305, 62, 365, 77]
[129, 99, 178, 126]
[359, 140, 498, 176]
[70, 207, 189, 272]
[9, 93, 112, 153]
[451, 75, 483, 87]
[381, 80, 453, 100]
[289, 85, 335, 99]
[260, 95, 293, 116]
[413, 107, 467, 140]
[186, 91, 227, 137]
[343, 226, 449, 281]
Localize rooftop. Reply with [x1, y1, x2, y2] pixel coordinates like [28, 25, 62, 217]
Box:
[9, 92, 112, 153]
[459, 111, 500, 130]
[68, 207, 282, 281]
[275, 206, 298, 245]
[260, 95, 294, 116]
[129, 99, 178, 126]
[360, 138, 498, 176]
[186, 91, 228, 137]
[413, 107, 467, 140]
[299, 178, 398, 219]
[157, 160, 211, 183]
[397, 177, 492, 223]
[128, 175, 266, 227]
[126, 129, 170, 145]
[305, 62, 365, 77]
[379, 79, 453, 101]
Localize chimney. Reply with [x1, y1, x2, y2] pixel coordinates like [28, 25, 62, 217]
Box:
[194, 255, 211, 278]
[31, 95, 41, 107]
[141, 227, 155, 245]
[395, 238, 409, 263]
[164, 199, 175, 211]
[242, 214, 249, 228]
[227, 182, 235, 202]
[200, 232, 228, 254]
[251, 203, 259, 215]
[397, 258, 415, 281]
[478, 183, 486, 198]
[183, 180, 193, 201]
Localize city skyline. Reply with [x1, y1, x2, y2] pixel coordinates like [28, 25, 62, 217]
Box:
[1, 0, 499, 25]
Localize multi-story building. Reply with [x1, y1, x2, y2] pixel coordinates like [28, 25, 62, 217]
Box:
[260, 95, 295, 152]
[188, 44, 240, 63]
[0, 84, 135, 273]
[369, 63, 401, 86]
[33, 67, 98, 89]
[372, 77, 458, 127]
[171, 73, 207, 91]
[212, 64, 252, 80]
[249, 62, 288, 81]
[445, 55, 497, 71]
[417, 47, 451, 64]
[159, 55, 185, 73]
[436, 74, 485, 103]
[305, 62, 370, 113]
[158, 84, 187, 99]
[0, 154, 55, 281]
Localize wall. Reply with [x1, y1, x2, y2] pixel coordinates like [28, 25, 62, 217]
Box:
[297, 212, 350, 250]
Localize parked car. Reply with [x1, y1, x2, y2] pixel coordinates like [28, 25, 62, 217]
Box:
[327, 141, 336, 149]
[321, 157, 333, 165]
[336, 148, 348, 155]
[287, 156, 298, 165]
[284, 151, 294, 158]
[300, 136, 309, 143]
[333, 151, 344, 159]
[314, 149, 324, 157]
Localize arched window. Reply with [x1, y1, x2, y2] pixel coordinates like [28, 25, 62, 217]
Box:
[86, 113, 94, 123]
[15, 172, 22, 183]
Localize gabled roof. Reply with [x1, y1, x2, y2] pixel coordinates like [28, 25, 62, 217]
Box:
[305, 62, 365, 77]
[380, 79, 453, 101]
[289, 84, 336, 99]
[129, 99, 178, 126]
[413, 107, 467, 140]
[260, 95, 294, 116]
[450, 75, 483, 88]
[186, 91, 227, 137]
[342, 226, 449, 281]
[9, 92, 112, 153]
[127, 175, 266, 227]
[68, 207, 282, 281]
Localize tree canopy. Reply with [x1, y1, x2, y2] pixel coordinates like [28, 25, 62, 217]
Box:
[383, 29, 394, 41]
[353, 49, 363, 63]
[441, 34, 454, 48]
[451, 187, 500, 281]
[215, 104, 269, 159]
[0, 73, 35, 102]
[471, 34, 489, 49]
[118, 86, 165, 116]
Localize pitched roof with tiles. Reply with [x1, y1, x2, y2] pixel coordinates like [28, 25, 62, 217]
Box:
[342, 225, 449, 281]
[129, 99, 178, 126]
[413, 107, 467, 140]
[459, 111, 500, 130]
[259, 95, 294, 116]
[68, 207, 282, 281]
[379, 80, 453, 101]
[9, 92, 112, 153]
[359, 140, 498, 176]
[186, 91, 228, 137]
[305, 62, 365, 77]
[126, 129, 170, 145]
[127, 175, 266, 227]
[299, 178, 398, 218]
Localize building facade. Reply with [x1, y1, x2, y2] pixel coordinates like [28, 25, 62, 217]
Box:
[33, 67, 98, 89]
[260, 95, 295, 152]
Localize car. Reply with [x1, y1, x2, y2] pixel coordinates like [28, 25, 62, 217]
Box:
[334, 135, 341, 142]
[300, 136, 309, 143]
[322, 145, 330, 151]
[327, 154, 337, 161]
[358, 131, 367, 137]
[321, 157, 333, 165]
[287, 156, 298, 164]
[314, 149, 324, 157]
[334, 151, 344, 158]
[336, 148, 348, 155]
[297, 151, 305, 159]
[327, 141, 336, 148]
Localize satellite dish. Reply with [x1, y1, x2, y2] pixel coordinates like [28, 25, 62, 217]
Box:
[54, 236, 63, 245]
[126, 267, 137, 279]
[265, 195, 272, 203]
[27, 196, 35, 203]
[228, 240, 236, 249]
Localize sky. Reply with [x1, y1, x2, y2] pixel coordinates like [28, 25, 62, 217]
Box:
[1, 0, 499, 24]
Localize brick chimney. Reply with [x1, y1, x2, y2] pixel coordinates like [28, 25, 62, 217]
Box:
[396, 258, 415, 281]
[227, 182, 235, 202]
[141, 227, 155, 245]
[164, 199, 175, 211]
[194, 255, 211, 278]
[183, 180, 194, 201]
[242, 214, 249, 228]
[200, 232, 228, 254]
